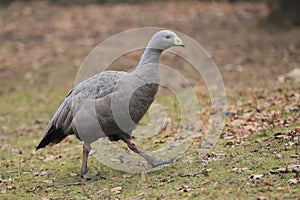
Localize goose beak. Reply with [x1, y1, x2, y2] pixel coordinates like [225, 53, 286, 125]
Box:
[174, 36, 185, 47]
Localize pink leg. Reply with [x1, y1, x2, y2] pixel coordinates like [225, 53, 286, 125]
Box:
[81, 143, 91, 178]
[126, 139, 174, 168]
[127, 139, 143, 153]
[81, 143, 105, 180]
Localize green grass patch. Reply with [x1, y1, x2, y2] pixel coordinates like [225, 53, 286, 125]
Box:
[0, 83, 299, 199]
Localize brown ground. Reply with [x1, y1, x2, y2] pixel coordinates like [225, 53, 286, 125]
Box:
[0, 1, 299, 94]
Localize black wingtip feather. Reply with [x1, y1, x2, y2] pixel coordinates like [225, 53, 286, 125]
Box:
[36, 126, 67, 150]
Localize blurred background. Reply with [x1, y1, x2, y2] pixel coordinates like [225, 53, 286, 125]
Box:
[0, 0, 299, 93]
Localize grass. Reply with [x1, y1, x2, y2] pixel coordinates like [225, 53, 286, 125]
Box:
[0, 84, 299, 200]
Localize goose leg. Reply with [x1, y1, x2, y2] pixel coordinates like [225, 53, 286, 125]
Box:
[125, 139, 174, 168]
[81, 143, 105, 180]
[81, 143, 90, 178]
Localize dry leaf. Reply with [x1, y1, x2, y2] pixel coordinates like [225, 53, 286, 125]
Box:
[42, 180, 53, 184]
[271, 164, 300, 174]
[25, 187, 36, 192]
[122, 173, 132, 178]
[34, 171, 47, 176]
[154, 139, 166, 144]
[69, 173, 77, 177]
[176, 184, 191, 192]
[274, 133, 289, 139]
[287, 178, 299, 185]
[6, 184, 16, 190]
[288, 164, 300, 172]
[249, 174, 263, 180]
[256, 196, 268, 200]
[275, 153, 282, 159]
[227, 167, 250, 173]
[44, 155, 60, 162]
[110, 186, 123, 194]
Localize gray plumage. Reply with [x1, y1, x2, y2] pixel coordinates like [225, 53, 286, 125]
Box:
[36, 30, 185, 178]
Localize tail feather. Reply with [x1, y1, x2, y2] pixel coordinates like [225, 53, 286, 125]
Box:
[36, 126, 67, 150]
[36, 96, 72, 150]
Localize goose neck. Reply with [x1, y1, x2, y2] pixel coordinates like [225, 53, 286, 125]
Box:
[139, 48, 163, 66]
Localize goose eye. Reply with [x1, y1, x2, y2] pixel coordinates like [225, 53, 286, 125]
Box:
[165, 35, 170, 39]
